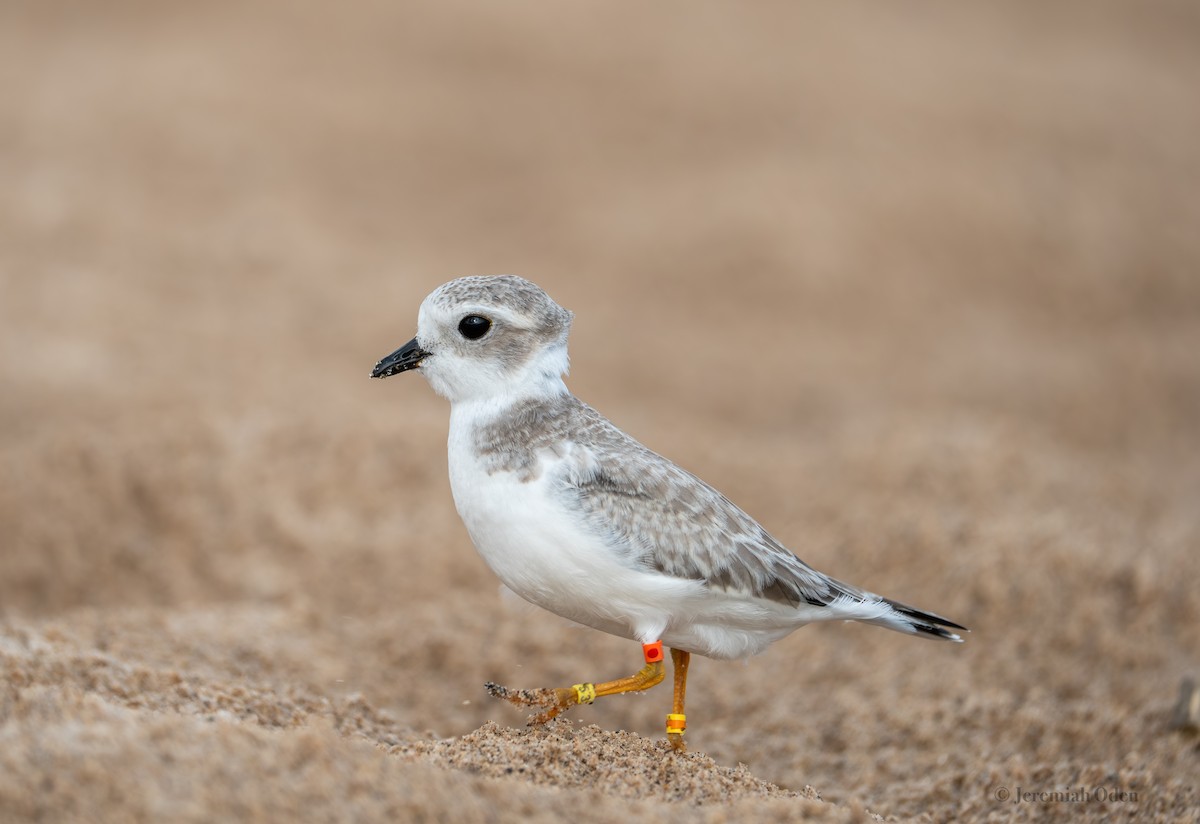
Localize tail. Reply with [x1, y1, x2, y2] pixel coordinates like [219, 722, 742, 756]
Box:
[867, 596, 968, 642]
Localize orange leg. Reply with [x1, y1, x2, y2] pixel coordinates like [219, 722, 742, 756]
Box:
[486, 641, 666, 725]
[667, 648, 690, 752]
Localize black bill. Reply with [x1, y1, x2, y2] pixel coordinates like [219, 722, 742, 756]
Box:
[370, 337, 429, 378]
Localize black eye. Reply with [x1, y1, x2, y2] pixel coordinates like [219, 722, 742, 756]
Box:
[458, 315, 492, 340]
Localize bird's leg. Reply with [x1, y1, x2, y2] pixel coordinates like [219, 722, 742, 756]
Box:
[667, 647, 690, 752]
[485, 641, 667, 725]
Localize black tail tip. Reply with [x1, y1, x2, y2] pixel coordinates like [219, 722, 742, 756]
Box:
[885, 597, 968, 642]
[913, 622, 966, 642]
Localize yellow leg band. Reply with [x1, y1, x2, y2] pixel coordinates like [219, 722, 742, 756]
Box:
[572, 683, 597, 705]
[666, 713, 686, 734]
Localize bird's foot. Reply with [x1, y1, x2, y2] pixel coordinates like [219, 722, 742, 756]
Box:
[484, 681, 578, 726]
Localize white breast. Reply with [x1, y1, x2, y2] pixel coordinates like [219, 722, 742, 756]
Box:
[446, 401, 705, 645]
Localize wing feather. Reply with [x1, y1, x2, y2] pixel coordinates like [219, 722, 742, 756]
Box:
[547, 400, 859, 608]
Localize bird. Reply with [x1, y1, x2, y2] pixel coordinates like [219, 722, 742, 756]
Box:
[371, 275, 966, 752]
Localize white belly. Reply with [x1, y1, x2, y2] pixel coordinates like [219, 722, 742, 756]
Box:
[447, 408, 701, 642]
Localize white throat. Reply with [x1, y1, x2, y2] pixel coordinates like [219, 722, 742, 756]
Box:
[427, 341, 570, 409]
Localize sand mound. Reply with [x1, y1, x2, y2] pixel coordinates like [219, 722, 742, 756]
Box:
[1, 626, 854, 822]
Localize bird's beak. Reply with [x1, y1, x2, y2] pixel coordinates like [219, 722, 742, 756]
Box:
[370, 337, 429, 379]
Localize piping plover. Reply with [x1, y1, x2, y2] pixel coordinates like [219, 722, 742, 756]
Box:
[372, 275, 966, 751]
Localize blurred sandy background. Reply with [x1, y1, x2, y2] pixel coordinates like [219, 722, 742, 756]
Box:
[2, 1, 1198, 821]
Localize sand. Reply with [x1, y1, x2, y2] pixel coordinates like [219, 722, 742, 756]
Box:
[2, 1, 1198, 821]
